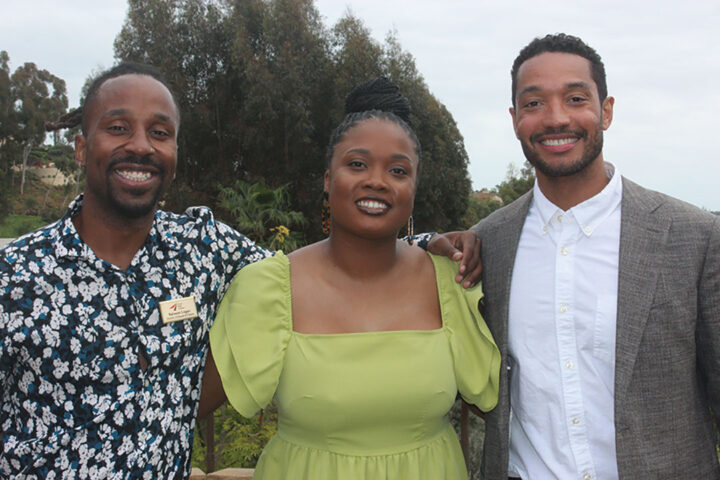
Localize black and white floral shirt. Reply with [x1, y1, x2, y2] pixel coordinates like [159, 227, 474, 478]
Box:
[0, 196, 269, 479]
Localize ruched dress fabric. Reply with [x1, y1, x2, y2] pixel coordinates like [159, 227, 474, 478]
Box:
[210, 252, 500, 479]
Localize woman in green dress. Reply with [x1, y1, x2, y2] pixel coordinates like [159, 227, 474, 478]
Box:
[199, 77, 500, 479]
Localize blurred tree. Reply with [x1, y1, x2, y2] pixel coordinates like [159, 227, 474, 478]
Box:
[0, 51, 14, 221]
[495, 161, 535, 205]
[7, 60, 68, 195]
[461, 191, 504, 228]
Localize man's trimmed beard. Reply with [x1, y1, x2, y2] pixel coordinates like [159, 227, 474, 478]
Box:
[104, 155, 167, 219]
[521, 121, 604, 178]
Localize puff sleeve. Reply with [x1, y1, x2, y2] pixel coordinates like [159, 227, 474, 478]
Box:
[209, 253, 292, 417]
[430, 254, 501, 412]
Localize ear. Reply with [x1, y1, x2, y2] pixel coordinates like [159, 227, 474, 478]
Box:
[601, 96, 614, 130]
[509, 106, 520, 139]
[323, 169, 330, 193]
[74, 134, 86, 167]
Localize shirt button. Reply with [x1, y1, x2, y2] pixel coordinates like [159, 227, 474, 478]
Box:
[583, 474, 592, 480]
[565, 360, 573, 369]
[557, 214, 563, 223]
[572, 417, 580, 425]
[561, 247, 569, 256]
[584, 226, 592, 234]
[559, 304, 568, 313]
[542, 225, 548, 233]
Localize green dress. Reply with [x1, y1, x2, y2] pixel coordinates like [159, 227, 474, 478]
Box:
[210, 252, 500, 479]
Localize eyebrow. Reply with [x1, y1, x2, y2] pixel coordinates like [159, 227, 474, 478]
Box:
[346, 148, 370, 155]
[100, 109, 174, 123]
[101, 108, 129, 119]
[518, 81, 593, 99]
[345, 148, 413, 162]
[566, 81, 592, 91]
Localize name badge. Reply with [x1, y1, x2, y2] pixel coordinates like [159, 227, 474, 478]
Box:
[159, 297, 199, 324]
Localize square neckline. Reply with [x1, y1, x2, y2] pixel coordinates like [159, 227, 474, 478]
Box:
[283, 251, 447, 337]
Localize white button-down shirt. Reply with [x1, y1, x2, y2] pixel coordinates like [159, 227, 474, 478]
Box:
[507, 164, 622, 480]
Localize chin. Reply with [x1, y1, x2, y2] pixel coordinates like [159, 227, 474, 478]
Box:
[109, 194, 161, 219]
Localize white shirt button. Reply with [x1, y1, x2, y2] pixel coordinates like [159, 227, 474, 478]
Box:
[565, 360, 573, 369]
[557, 214, 563, 223]
[583, 473, 592, 480]
[561, 247, 569, 256]
[584, 226, 592, 234]
[542, 225, 548, 233]
[572, 417, 580, 425]
[559, 304, 568, 313]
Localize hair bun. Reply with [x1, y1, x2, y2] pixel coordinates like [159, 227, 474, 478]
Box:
[344, 77, 411, 124]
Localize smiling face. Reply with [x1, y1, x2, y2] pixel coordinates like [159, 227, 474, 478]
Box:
[324, 118, 418, 240]
[75, 74, 179, 220]
[510, 52, 614, 179]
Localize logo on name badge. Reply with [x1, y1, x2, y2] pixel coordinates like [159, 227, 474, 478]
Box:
[159, 296, 199, 324]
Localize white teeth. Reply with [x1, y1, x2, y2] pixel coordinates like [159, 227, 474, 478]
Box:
[357, 200, 388, 210]
[541, 138, 577, 146]
[117, 170, 152, 182]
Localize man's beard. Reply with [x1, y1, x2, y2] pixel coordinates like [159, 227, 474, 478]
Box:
[105, 155, 166, 219]
[521, 124, 604, 178]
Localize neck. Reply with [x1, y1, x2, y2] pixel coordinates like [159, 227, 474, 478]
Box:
[324, 229, 402, 280]
[536, 157, 610, 211]
[72, 194, 157, 270]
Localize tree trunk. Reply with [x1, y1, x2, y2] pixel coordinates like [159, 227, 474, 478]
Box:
[20, 143, 32, 196]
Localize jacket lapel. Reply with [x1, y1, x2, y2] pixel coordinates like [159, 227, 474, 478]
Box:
[614, 178, 670, 403]
[485, 191, 533, 350]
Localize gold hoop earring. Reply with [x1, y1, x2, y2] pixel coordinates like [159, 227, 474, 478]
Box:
[321, 192, 331, 235]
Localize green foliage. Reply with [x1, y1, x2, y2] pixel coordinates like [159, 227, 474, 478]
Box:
[217, 179, 306, 252]
[192, 403, 278, 470]
[0, 50, 68, 209]
[0, 214, 46, 237]
[461, 192, 503, 228]
[8, 60, 68, 148]
[495, 162, 535, 205]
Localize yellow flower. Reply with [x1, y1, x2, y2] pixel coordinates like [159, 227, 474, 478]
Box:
[270, 225, 290, 244]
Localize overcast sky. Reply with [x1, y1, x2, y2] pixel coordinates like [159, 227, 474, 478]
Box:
[2, 0, 718, 210]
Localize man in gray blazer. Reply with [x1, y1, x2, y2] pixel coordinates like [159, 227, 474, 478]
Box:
[472, 33, 720, 479]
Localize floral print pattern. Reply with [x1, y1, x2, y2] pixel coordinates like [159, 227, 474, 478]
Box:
[0, 196, 269, 479]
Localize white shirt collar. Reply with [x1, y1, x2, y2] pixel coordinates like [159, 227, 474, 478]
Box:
[532, 162, 622, 237]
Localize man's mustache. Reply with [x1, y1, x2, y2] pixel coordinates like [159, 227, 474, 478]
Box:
[107, 155, 166, 175]
[530, 128, 585, 143]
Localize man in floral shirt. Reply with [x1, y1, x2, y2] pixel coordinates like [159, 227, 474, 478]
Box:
[0, 63, 270, 479]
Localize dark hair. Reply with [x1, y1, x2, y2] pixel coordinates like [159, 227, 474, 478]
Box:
[511, 33, 607, 106]
[325, 77, 421, 169]
[45, 62, 179, 135]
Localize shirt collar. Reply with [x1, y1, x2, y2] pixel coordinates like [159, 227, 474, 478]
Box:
[53, 195, 182, 265]
[533, 162, 622, 237]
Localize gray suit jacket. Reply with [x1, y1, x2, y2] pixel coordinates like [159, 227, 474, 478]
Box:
[473, 178, 720, 479]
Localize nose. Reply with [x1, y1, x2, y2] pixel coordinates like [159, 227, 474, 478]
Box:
[543, 99, 570, 128]
[363, 166, 388, 191]
[125, 131, 155, 156]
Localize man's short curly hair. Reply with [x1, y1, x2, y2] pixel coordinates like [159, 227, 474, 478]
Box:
[511, 33, 607, 107]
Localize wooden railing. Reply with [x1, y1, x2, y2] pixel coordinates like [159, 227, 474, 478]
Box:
[190, 468, 254, 479]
